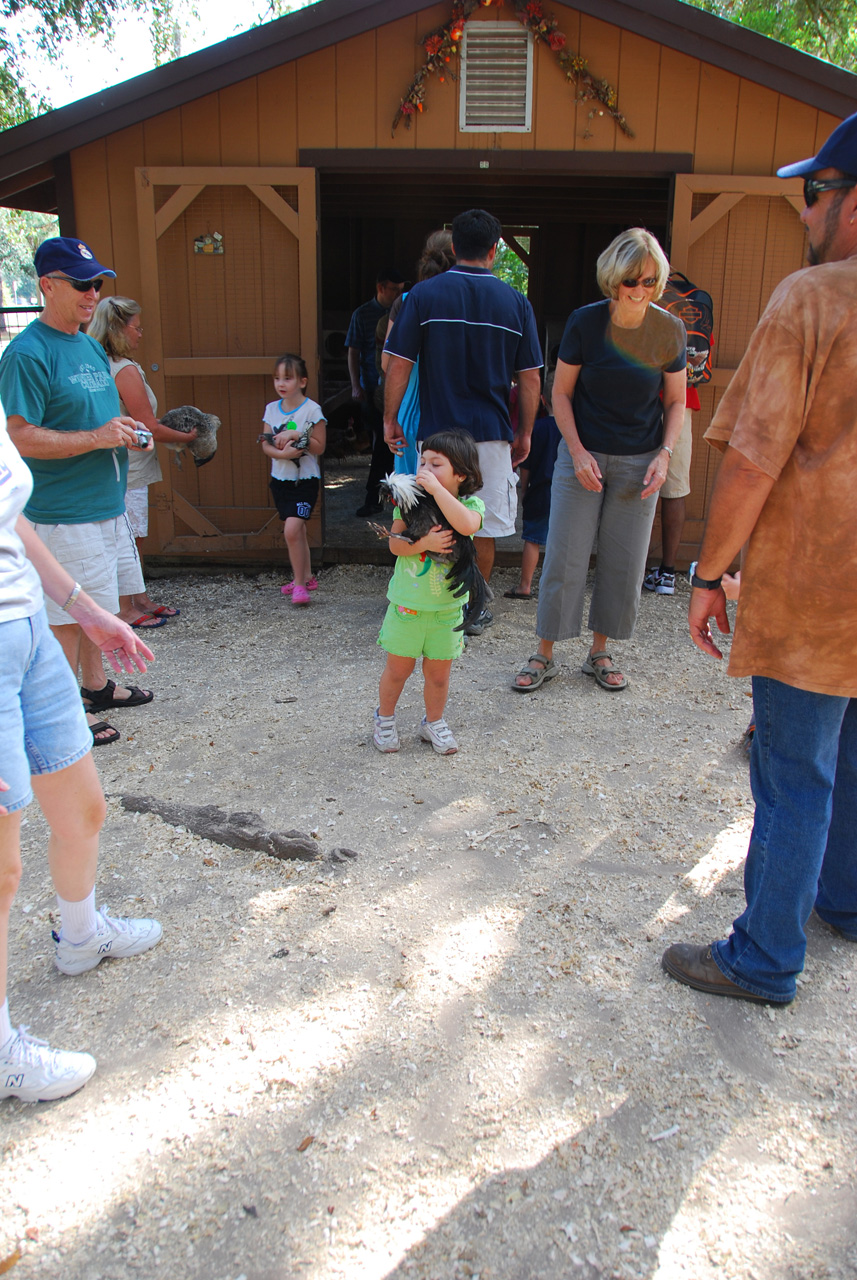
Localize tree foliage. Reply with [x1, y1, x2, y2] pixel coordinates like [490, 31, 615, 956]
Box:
[0, 207, 58, 307]
[0, 0, 183, 127]
[493, 239, 529, 296]
[681, 0, 857, 71]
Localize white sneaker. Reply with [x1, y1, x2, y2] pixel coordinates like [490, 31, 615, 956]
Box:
[54, 908, 163, 976]
[0, 1027, 96, 1102]
[420, 716, 458, 755]
[373, 708, 399, 753]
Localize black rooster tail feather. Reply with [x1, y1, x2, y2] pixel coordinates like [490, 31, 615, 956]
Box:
[455, 564, 489, 632]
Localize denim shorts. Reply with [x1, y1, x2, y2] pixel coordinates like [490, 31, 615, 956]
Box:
[522, 515, 549, 546]
[377, 602, 464, 661]
[0, 607, 92, 814]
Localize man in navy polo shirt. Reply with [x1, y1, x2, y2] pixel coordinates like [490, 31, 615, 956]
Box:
[383, 209, 542, 636]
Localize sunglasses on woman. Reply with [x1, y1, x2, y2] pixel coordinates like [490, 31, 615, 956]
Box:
[48, 274, 104, 293]
[803, 176, 856, 207]
[620, 276, 658, 289]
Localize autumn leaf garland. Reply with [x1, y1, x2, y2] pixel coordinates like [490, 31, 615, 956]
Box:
[392, 0, 633, 138]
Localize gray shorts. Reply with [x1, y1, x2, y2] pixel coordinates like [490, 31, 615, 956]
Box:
[124, 486, 149, 538]
[33, 515, 145, 626]
[474, 441, 518, 539]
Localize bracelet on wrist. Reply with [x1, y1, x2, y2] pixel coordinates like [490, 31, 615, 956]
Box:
[660, 444, 673, 457]
[688, 561, 722, 591]
[61, 581, 83, 611]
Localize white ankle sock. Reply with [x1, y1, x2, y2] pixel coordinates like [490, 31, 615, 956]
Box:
[56, 889, 98, 944]
[0, 999, 13, 1048]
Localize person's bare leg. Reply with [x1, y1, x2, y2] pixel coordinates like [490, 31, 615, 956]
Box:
[514, 638, 555, 688]
[284, 519, 311, 587]
[51, 621, 81, 678]
[518, 540, 540, 595]
[422, 658, 452, 722]
[32, 754, 104, 904]
[379, 654, 416, 717]
[0, 811, 23, 1013]
[79, 632, 143, 706]
[118, 593, 161, 624]
[589, 630, 624, 687]
[51, 623, 117, 740]
[118, 541, 173, 618]
[475, 536, 495, 584]
[659, 496, 686, 570]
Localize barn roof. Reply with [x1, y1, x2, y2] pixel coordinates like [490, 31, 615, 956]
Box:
[1, 0, 856, 201]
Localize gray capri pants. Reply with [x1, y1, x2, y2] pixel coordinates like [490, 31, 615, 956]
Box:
[536, 442, 659, 642]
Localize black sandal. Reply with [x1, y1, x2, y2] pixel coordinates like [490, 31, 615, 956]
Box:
[89, 719, 121, 747]
[81, 679, 154, 711]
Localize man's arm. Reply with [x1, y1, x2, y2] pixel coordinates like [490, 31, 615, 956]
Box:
[512, 368, 541, 467]
[383, 354, 415, 454]
[688, 443, 775, 658]
[8, 413, 143, 459]
[347, 348, 364, 401]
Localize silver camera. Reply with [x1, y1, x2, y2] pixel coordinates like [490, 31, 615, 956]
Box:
[133, 428, 153, 449]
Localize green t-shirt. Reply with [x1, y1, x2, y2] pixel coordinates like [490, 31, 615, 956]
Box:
[386, 495, 485, 611]
[0, 319, 126, 524]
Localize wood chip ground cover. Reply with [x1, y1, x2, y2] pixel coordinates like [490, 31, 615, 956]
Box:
[2, 567, 855, 1280]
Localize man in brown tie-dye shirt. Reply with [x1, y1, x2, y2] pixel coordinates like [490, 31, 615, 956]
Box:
[662, 111, 857, 1006]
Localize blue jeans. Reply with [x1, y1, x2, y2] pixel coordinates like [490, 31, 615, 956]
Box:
[713, 677, 857, 1002]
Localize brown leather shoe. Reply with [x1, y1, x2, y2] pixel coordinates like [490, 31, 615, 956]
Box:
[661, 943, 791, 1005]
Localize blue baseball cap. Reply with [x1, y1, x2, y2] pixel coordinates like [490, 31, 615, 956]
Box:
[777, 110, 857, 178]
[33, 236, 116, 280]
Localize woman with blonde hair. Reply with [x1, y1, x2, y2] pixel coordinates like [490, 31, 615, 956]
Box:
[513, 227, 687, 693]
[89, 296, 195, 628]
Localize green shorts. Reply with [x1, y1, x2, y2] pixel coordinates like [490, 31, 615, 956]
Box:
[378, 602, 465, 661]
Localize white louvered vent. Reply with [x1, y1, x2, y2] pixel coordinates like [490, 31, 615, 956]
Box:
[460, 23, 533, 133]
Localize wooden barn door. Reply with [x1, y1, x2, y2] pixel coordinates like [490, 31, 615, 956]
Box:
[135, 166, 318, 558]
[667, 174, 805, 561]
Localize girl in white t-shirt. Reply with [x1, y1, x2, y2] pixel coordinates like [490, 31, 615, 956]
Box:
[260, 354, 326, 606]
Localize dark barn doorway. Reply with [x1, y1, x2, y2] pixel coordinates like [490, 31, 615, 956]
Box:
[315, 165, 671, 557]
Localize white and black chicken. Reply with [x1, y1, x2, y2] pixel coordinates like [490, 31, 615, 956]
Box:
[375, 472, 492, 632]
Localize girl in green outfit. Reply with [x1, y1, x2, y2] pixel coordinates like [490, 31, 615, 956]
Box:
[374, 432, 484, 756]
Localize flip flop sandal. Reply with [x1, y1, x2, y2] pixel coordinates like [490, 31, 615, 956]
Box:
[512, 653, 558, 693]
[151, 605, 180, 617]
[581, 650, 628, 692]
[503, 589, 533, 599]
[130, 613, 168, 629]
[81, 680, 154, 711]
[89, 719, 120, 747]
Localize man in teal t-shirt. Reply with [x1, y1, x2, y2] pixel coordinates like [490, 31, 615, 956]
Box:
[0, 237, 155, 738]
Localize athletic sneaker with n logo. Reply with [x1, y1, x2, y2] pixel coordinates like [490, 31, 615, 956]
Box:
[53, 908, 163, 976]
[0, 1028, 96, 1101]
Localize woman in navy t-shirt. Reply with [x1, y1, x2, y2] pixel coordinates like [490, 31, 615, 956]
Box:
[513, 228, 686, 693]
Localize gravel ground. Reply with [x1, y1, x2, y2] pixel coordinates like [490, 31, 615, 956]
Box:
[2, 566, 855, 1280]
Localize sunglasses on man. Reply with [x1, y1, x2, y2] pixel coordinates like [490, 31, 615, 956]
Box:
[803, 176, 856, 207]
[48, 274, 104, 293]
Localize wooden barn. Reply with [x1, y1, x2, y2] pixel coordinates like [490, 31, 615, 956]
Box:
[1, 0, 856, 566]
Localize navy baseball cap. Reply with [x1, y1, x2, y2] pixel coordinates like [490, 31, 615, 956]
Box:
[33, 237, 116, 280]
[777, 110, 857, 178]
